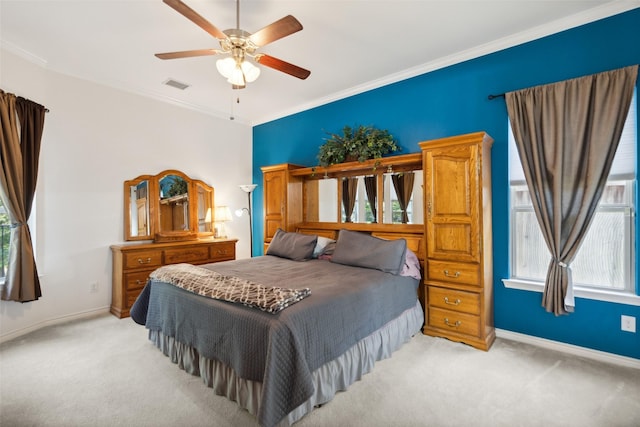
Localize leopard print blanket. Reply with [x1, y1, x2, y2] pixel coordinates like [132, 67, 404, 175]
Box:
[149, 263, 311, 314]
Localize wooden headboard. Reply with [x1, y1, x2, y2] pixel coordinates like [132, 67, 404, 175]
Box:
[297, 221, 425, 307]
[296, 221, 425, 264]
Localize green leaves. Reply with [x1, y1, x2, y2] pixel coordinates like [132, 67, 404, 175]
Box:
[317, 125, 400, 167]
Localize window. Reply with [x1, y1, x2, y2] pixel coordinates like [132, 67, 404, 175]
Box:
[508, 90, 637, 297]
[0, 199, 9, 280]
[0, 197, 38, 283]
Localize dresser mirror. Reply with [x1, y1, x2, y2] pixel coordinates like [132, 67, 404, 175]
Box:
[123, 169, 215, 242]
[124, 176, 152, 241]
[196, 183, 214, 232]
[158, 173, 190, 234]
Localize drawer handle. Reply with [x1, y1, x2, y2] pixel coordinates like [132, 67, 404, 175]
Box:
[444, 269, 460, 278]
[137, 257, 152, 264]
[444, 297, 461, 306]
[216, 249, 228, 255]
[444, 318, 461, 328]
[135, 280, 144, 285]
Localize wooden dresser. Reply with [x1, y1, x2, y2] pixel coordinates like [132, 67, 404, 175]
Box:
[420, 132, 494, 351]
[110, 238, 237, 318]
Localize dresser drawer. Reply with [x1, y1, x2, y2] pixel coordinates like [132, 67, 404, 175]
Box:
[428, 286, 480, 315]
[427, 260, 480, 287]
[164, 246, 210, 264]
[126, 289, 144, 310]
[124, 270, 153, 291]
[428, 306, 480, 337]
[209, 242, 236, 261]
[124, 250, 163, 270]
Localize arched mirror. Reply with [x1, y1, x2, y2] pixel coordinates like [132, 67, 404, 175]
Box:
[123, 170, 215, 242]
[158, 173, 190, 234]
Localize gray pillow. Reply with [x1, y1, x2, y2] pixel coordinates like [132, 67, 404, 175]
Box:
[266, 229, 317, 261]
[330, 229, 407, 274]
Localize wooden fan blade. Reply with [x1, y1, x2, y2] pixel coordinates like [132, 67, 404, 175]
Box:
[249, 15, 302, 47]
[155, 49, 219, 60]
[163, 0, 226, 40]
[256, 54, 310, 80]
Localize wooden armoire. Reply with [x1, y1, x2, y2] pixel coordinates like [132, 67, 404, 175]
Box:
[261, 164, 304, 249]
[420, 132, 495, 351]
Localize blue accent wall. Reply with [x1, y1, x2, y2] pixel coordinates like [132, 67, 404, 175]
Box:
[253, 9, 640, 359]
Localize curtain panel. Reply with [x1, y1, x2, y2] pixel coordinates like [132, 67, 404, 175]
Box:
[341, 177, 358, 223]
[364, 176, 377, 223]
[0, 89, 46, 302]
[505, 65, 638, 315]
[392, 172, 415, 224]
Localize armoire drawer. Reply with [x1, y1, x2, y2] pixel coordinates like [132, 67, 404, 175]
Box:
[428, 286, 480, 315]
[428, 306, 480, 337]
[427, 260, 480, 287]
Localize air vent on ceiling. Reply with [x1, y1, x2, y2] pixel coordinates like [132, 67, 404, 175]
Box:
[163, 78, 190, 90]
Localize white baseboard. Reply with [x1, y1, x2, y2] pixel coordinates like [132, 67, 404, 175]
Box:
[0, 306, 110, 344]
[496, 328, 640, 370]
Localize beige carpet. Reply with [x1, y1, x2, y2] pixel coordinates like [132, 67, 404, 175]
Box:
[1, 313, 638, 427]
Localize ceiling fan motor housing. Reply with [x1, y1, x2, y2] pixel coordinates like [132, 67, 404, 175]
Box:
[221, 29, 257, 56]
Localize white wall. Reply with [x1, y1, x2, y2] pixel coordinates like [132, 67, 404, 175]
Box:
[0, 50, 253, 340]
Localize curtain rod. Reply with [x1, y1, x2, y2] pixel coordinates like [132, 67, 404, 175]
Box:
[0, 88, 49, 112]
[487, 93, 505, 100]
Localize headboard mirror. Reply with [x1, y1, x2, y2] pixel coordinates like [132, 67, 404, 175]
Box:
[297, 153, 423, 225]
[124, 169, 215, 242]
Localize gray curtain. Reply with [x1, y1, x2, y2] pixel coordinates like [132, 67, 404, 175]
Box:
[0, 90, 46, 302]
[505, 65, 637, 315]
[392, 172, 415, 224]
[364, 176, 377, 223]
[342, 177, 358, 223]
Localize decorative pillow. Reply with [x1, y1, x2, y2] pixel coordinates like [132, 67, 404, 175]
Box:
[330, 229, 407, 275]
[400, 249, 422, 280]
[266, 229, 317, 261]
[312, 236, 336, 258]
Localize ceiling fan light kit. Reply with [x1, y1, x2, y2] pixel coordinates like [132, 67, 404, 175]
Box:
[156, 0, 310, 89]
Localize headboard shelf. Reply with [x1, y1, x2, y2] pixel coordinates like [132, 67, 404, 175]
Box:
[289, 152, 422, 179]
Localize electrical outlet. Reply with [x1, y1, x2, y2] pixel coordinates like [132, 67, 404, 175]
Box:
[621, 315, 636, 333]
[89, 282, 99, 293]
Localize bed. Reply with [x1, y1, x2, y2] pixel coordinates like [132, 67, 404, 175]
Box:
[131, 227, 424, 427]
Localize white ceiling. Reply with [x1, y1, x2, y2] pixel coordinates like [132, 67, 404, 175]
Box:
[1, 1, 636, 125]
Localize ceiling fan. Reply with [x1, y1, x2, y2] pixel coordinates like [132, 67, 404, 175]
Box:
[155, 0, 311, 89]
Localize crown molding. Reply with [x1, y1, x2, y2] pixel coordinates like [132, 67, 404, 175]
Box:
[252, 1, 639, 125]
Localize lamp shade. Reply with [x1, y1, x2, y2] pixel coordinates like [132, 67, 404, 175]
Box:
[239, 184, 257, 193]
[216, 57, 235, 78]
[241, 61, 260, 82]
[214, 206, 232, 222]
[227, 65, 246, 86]
[217, 57, 260, 86]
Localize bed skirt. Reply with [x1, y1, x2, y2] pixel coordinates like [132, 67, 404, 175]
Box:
[149, 300, 424, 426]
